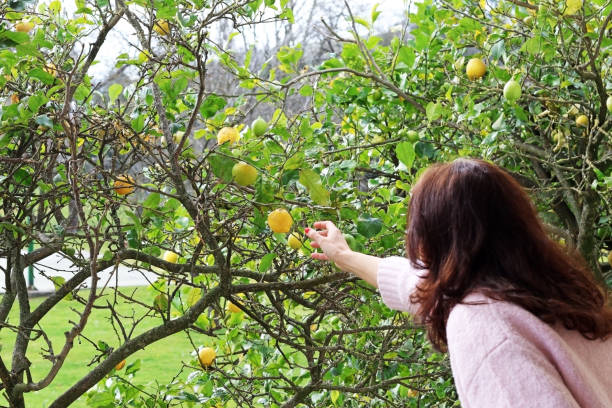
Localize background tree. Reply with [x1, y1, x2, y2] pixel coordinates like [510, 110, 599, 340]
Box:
[0, 0, 610, 407]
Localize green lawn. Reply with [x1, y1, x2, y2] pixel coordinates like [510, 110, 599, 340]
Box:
[1, 286, 202, 407]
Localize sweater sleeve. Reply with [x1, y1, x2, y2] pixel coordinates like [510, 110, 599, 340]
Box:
[376, 256, 425, 314]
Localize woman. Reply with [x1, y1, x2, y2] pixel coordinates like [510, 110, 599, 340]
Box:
[305, 158, 612, 407]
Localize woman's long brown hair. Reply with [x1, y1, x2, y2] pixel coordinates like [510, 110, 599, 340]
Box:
[406, 158, 612, 351]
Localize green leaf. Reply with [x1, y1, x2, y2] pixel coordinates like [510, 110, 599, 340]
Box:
[143, 192, 161, 209]
[426, 102, 442, 121]
[131, 114, 145, 132]
[108, 83, 123, 103]
[397, 46, 415, 68]
[284, 152, 304, 170]
[199, 94, 227, 118]
[29, 68, 55, 85]
[35, 115, 53, 128]
[125, 359, 141, 375]
[356, 215, 382, 238]
[259, 253, 276, 272]
[208, 154, 233, 182]
[396, 141, 415, 168]
[299, 169, 330, 206]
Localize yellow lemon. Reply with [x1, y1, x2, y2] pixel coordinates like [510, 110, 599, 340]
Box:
[466, 58, 486, 80]
[115, 359, 126, 370]
[564, 0, 582, 15]
[113, 176, 135, 195]
[226, 301, 241, 313]
[267, 209, 293, 233]
[198, 347, 216, 367]
[575, 115, 588, 127]
[153, 293, 168, 312]
[153, 20, 170, 36]
[288, 233, 302, 250]
[232, 162, 258, 186]
[217, 127, 240, 145]
[15, 21, 34, 33]
[43, 63, 58, 78]
[163, 250, 179, 263]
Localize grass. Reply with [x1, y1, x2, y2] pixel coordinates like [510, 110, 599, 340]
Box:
[1, 286, 204, 407]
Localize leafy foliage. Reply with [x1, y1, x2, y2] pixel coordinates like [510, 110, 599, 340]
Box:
[0, 0, 610, 407]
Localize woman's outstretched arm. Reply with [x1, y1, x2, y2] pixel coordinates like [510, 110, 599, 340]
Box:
[305, 221, 380, 287]
[306, 220, 425, 315]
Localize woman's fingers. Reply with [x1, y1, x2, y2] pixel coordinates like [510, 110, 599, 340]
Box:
[310, 252, 329, 261]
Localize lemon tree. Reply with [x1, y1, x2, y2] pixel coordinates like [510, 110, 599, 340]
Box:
[1, 0, 610, 407]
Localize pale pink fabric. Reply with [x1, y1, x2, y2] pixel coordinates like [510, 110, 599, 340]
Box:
[377, 256, 612, 407]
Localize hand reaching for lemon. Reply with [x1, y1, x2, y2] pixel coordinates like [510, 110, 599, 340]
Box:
[305, 221, 351, 263]
[305, 221, 380, 287]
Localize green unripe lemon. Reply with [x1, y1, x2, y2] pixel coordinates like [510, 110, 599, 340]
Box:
[252, 117, 268, 137]
[503, 80, 522, 102]
[232, 162, 258, 186]
[288, 233, 302, 250]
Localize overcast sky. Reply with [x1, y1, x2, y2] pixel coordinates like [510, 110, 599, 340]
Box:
[48, 0, 408, 81]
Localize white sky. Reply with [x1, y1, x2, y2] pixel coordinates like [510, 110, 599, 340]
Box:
[47, 0, 408, 81]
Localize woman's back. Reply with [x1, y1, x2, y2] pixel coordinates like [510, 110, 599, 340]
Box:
[447, 292, 612, 408]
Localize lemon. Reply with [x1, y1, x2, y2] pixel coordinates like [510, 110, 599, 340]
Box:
[153, 293, 168, 312]
[162, 250, 179, 263]
[575, 115, 588, 127]
[466, 58, 486, 80]
[115, 359, 126, 370]
[113, 176, 135, 195]
[564, 0, 582, 15]
[267, 209, 293, 233]
[14, 21, 34, 33]
[606, 96, 612, 113]
[232, 162, 258, 186]
[226, 301, 241, 313]
[10, 94, 19, 105]
[287, 233, 302, 250]
[153, 20, 170, 36]
[217, 127, 240, 145]
[252, 117, 268, 136]
[198, 347, 216, 367]
[43, 63, 57, 77]
[503, 80, 522, 102]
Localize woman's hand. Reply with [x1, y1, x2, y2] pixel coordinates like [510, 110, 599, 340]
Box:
[305, 221, 352, 266]
[305, 221, 380, 287]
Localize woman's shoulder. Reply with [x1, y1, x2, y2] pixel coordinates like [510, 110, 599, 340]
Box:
[447, 291, 551, 341]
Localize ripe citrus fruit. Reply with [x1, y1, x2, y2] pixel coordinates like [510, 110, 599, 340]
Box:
[153, 293, 168, 312]
[466, 58, 486, 80]
[232, 162, 258, 186]
[163, 250, 179, 263]
[503, 80, 522, 102]
[606, 96, 612, 113]
[217, 127, 240, 145]
[267, 209, 293, 233]
[10, 94, 19, 104]
[287, 233, 302, 250]
[114, 176, 135, 195]
[115, 359, 126, 370]
[15, 21, 34, 33]
[252, 117, 268, 136]
[43, 63, 57, 77]
[226, 301, 241, 313]
[575, 115, 588, 127]
[198, 347, 216, 367]
[153, 20, 170, 36]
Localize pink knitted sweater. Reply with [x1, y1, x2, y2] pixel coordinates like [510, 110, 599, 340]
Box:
[377, 256, 612, 407]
